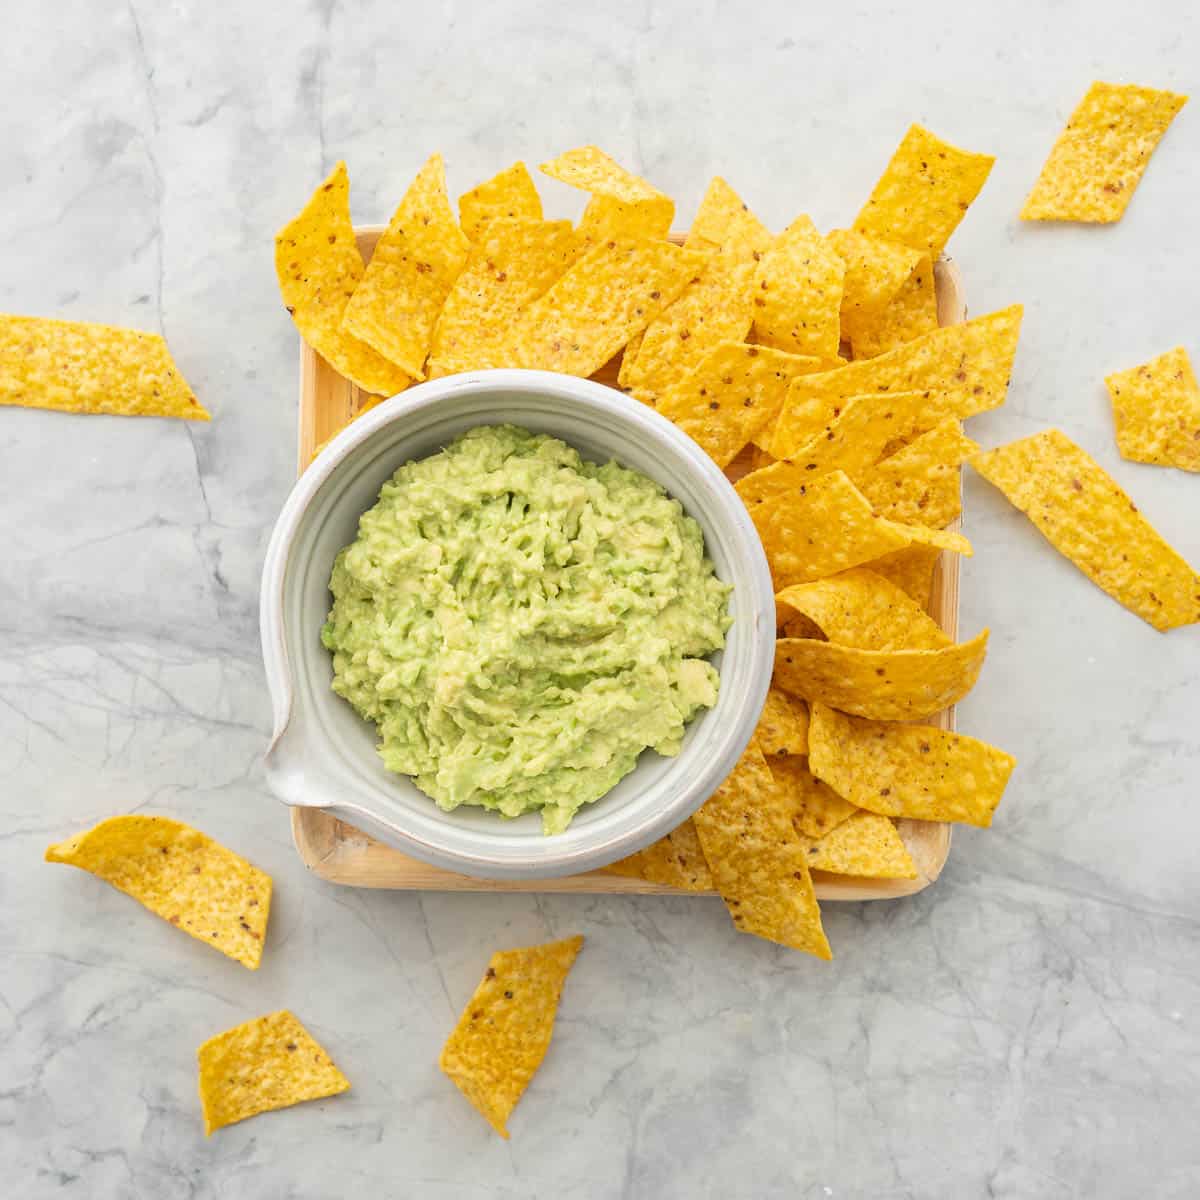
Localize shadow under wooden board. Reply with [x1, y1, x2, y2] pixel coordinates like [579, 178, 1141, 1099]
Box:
[291, 227, 966, 899]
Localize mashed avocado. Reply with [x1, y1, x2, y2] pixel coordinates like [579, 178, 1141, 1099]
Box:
[321, 424, 732, 834]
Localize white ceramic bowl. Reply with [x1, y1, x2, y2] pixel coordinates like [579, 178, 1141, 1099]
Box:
[260, 369, 774, 880]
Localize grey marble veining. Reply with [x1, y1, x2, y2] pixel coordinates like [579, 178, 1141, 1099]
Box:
[3, 2, 1199, 1196]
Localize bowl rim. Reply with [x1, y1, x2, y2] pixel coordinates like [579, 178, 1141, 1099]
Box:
[260, 367, 775, 878]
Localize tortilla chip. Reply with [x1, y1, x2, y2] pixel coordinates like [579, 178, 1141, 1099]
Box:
[861, 418, 979, 527]
[849, 254, 939, 359]
[688, 176, 773, 258]
[1105, 346, 1200, 472]
[866, 544, 942, 608]
[275, 163, 412, 396]
[969, 429, 1200, 631]
[606, 819, 712, 890]
[824, 228, 921, 341]
[750, 216, 845, 360]
[692, 745, 831, 958]
[341, 154, 470, 379]
[654, 342, 823, 468]
[426, 218, 581, 376]
[854, 124, 995, 259]
[440, 936, 583, 1138]
[617, 330, 646, 389]
[458, 162, 543, 240]
[808, 703, 1015, 828]
[502, 237, 703, 377]
[540, 145, 673, 242]
[776, 568, 951, 651]
[768, 305, 1023, 458]
[0, 314, 208, 420]
[1021, 82, 1188, 223]
[802, 812, 917, 879]
[755, 687, 810, 757]
[769, 753, 858, 841]
[197, 1010, 349, 1135]
[578, 194, 675, 242]
[45, 815, 271, 969]
[774, 629, 989, 720]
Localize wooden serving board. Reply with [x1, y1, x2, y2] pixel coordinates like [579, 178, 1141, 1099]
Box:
[290, 228, 965, 899]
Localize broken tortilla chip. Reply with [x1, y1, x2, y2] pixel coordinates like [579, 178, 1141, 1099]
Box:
[808, 703, 1015, 828]
[848, 254, 939, 359]
[861, 417, 978, 528]
[458, 162, 543, 240]
[802, 811, 917, 879]
[45, 815, 271, 969]
[440, 935, 583, 1138]
[540, 145, 674, 242]
[197, 1010, 349, 1135]
[854, 124, 995, 259]
[0, 314, 208, 420]
[769, 753, 858, 841]
[754, 687, 810, 758]
[969, 429, 1200, 631]
[275, 162, 412, 397]
[606, 819, 712, 890]
[1021, 82, 1187, 223]
[774, 629, 989, 720]
[1105, 346, 1200, 472]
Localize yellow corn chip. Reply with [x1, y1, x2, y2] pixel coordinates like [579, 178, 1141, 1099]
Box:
[0, 314, 208, 420]
[1021, 82, 1188, 223]
[970, 430, 1200, 631]
[617, 329, 646, 390]
[688, 176, 773, 258]
[606, 819, 713, 890]
[655, 343, 823, 468]
[440, 935, 583, 1138]
[849, 254, 939, 359]
[824, 228, 921, 338]
[802, 811, 917, 879]
[855, 124, 995, 259]
[692, 745, 831, 958]
[45, 815, 271, 969]
[861, 418, 979, 527]
[197, 1010, 349, 1135]
[579, 194, 675, 242]
[865, 544, 942, 608]
[275, 162, 412, 397]
[1105, 346, 1200, 472]
[776, 568, 951, 651]
[426, 218, 581, 376]
[808, 703, 1015, 828]
[734, 458, 807, 508]
[769, 753, 858, 841]
[539, 145, 674, 242]
[774, 629, 989, 720]
[755, 687, 810, 757]
[751, 216, 845, 360]
[341, 153, 470, 379]
[458, 162, 543, 240]
[502, 238, 703, 377]
[768, 305, 1023, 458]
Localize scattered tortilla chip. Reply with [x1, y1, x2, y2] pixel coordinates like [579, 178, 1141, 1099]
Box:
[692, 745, 831, 958]
[197, 1010, 349, 1135]
[540, 145, 673, 242]
[769, 753, 858, 841]
[751, 216, 845, 360]
[275, 163, 412, 396]
[802, 812, 917, 879]
[768, 305, 1023, 458]
[458, 162, 543, 240]
[341, 154, 470, 379]
[1021, 82, 1188, 223]
[774, 629, 989, 720]
[865, 544, 942, 608]
[861, 418, 978, 527]
[808, 704, 1015, 828]
[854, 124, 995, 259]
[426, 218, 581, 376]
[502, 238, 703, 377]
[776, 568, 951, 651]
[970, 430, 1200, 631]
[655, 342, 822, 468]
[825, 228, 921, 340]
[0, 314, 208, 420]
[440, 936, 583, 1138]
[1105, 346, 1200, 472]
[755, 687, 810, 757]
[606, 819, 712, 890]
[45, 815, 271, 969]
[849, 254, 939, 359]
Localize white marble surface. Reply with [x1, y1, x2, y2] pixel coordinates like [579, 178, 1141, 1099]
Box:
[3, 1, 1199, 1195]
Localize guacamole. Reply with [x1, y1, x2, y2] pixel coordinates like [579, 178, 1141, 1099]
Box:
[321, 424, 732, 834]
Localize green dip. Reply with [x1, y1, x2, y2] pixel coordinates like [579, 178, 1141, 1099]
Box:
[321, 424, 732, 834]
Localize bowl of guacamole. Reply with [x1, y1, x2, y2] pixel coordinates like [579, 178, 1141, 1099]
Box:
[262, 370, 775, 879]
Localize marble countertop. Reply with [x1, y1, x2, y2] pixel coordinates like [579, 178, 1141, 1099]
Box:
[3, 2, 1199, 1196]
